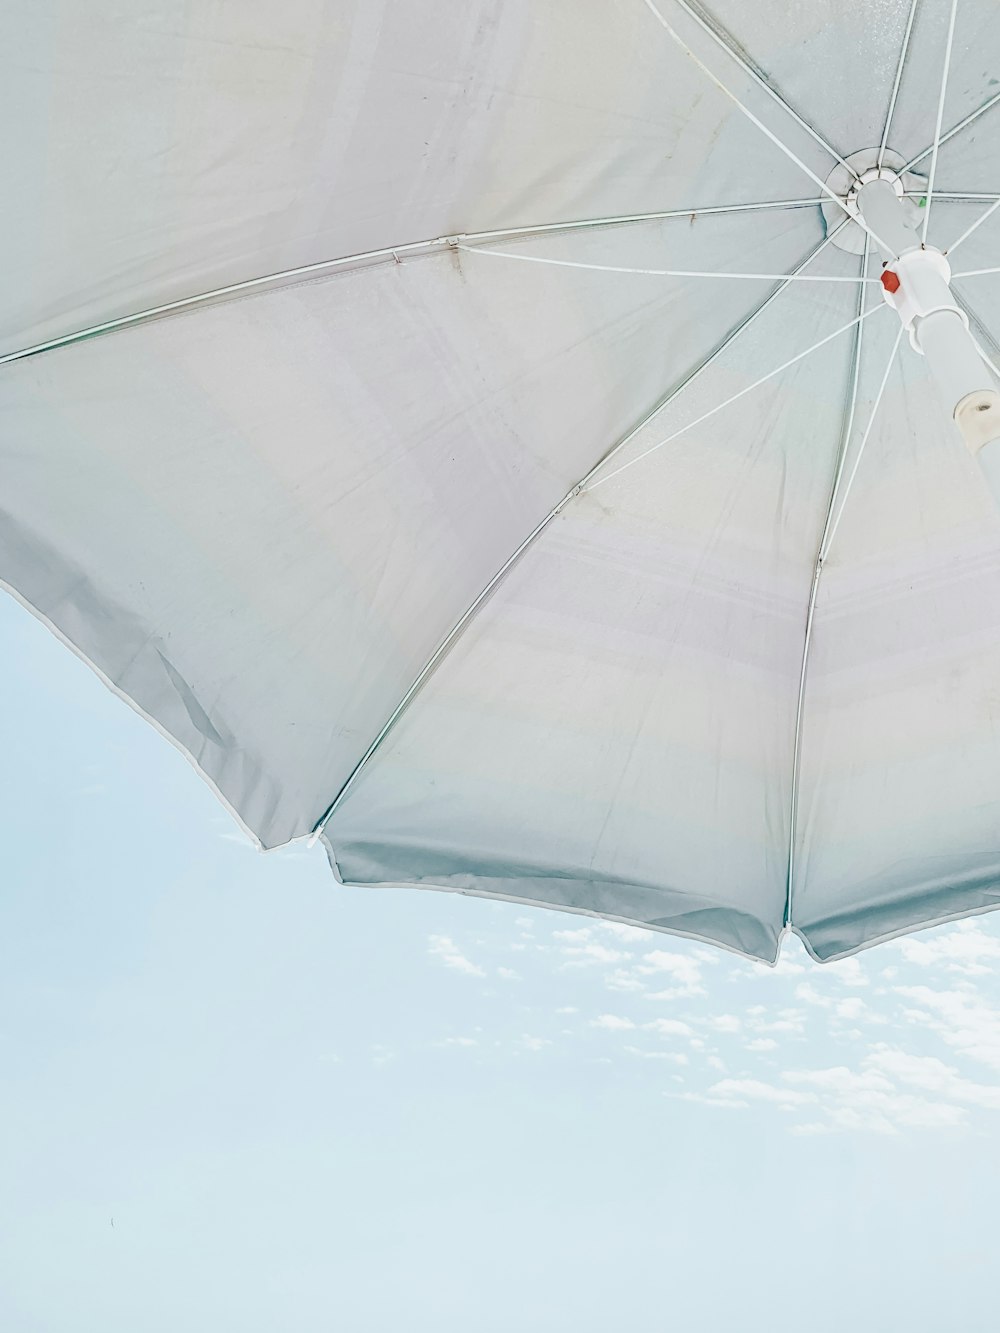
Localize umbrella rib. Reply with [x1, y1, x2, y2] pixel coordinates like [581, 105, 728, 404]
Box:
[922, 0, 960, 245]
[974, 340, 1000, 381]
[785, 271, 903, 929]
[469, 198, 826, 239]
[790, 335, 905, 907]
[0, 200, 824, 368]
[640, 0, 891, 253]
[788, 326, 903, 926]
[784, 252, 870, 926]
[585, 304, 883, 492]
[952, 286, 1000, 370]
[309, 225, 850, 841]
[910, 191, 1000, 202]
[667, 0, 858, 178]
[822, 330, 904, 561]
[457, 245, 877, 283]
[878, 0, 919, 169]
[903, 89, 1000, 174]
[945, 195, 1000, 255]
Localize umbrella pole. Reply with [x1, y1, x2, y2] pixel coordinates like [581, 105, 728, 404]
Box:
[858, 179, 1000, 482]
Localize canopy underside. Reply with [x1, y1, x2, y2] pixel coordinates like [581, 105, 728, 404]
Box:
[5, 0, 1000, 962]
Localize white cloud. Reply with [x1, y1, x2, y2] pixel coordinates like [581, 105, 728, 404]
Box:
[825, 956, 870, 988]
[542, 929, 715, 1004]
[625, 1045, 689, 1065]
[784, 1063, 968, 1134]
[676, 1091, 750, 1110]
[419, 908, 1000, 1143]
[708, 1079, 816, 1110]
[428, 935, 486, 978]
[604, 969, 646, 993]
[675, 1044, 988, 1136]
[646, 1018, 694, 1039]
[747, 1008, 807, 1036]
[639, 951, 704, 989]
[550, 927, 637, 965]
[595, 947, 707, 1000]
[591, 1014, 636, 1031]
[864, 1046, 1000, 1110]
[895, 984, 1000, 1071]
[893, 921, 1000, 975]
[518, 1035, 551, 1053]
[766, 955, 807, 978]
[600, 922, 653, 943]
[795, 982, 831, 1008]
[785, 1066, 893, 1097]
[743, 934, 808, 979]
[704, 1014, 742, 1034]
[560, 942, 629, 966]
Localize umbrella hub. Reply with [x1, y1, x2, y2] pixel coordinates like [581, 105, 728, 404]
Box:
[855, 176, 1000, 458]
[822, 146, 925, 255]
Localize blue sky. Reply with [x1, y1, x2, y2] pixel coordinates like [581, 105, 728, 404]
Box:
[3, 588, 1000, 1331]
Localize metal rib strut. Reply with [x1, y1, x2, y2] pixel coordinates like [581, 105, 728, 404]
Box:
[0, 201, 830, 367]
[785, 241, 874, 926]
[879, 0, 919, 169]
[922, 0, 960, 245]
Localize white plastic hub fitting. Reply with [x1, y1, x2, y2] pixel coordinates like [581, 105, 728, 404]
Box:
[844, 164, 906, 217]
[878, 245, 964, 353]
[853, 172, 1000, 457]
[822, 147, 924, 255]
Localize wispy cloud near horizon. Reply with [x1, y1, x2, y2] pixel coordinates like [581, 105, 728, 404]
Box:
[421, 912, 1000, 1137]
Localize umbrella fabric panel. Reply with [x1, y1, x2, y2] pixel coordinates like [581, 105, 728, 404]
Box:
[702, 0, 996, 179]
[0, 207, 811, 850]
[893, 4, 1000, 199]
[674, 0, 917, 170]
[792, 317, 1000, 961]
[7, 0, 1000, 960]
[0, 0, 811, 355]
[326, 271, 860, 963]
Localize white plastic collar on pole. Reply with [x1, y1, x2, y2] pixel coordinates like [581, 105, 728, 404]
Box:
[878, 247, 965, 353]
[857, 177, 1000, 460]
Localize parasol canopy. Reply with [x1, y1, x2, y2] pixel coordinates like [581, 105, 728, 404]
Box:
[6, 0, 1000, 964]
